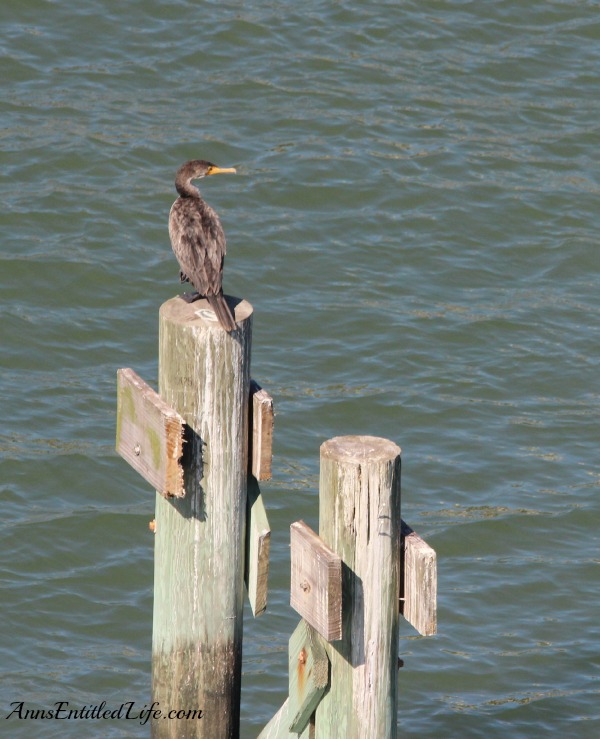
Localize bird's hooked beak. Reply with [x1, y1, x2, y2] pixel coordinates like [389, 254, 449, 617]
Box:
[206, 165, 237, 176]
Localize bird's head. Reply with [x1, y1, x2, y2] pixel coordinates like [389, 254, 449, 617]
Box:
[180, 160, 236, 179]
[175, 160, 236, 196]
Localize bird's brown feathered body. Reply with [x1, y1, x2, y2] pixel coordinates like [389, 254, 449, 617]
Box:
[168, 160, 237, 332]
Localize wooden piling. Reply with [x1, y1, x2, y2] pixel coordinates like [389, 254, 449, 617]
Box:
[316, 435, 402, 738]
[151, 296, 253, 739]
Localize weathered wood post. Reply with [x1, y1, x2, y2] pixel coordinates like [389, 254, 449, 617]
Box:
[316, 435, 402, 738]
[151, 295, 253, 739]
[258, 433, 435, 738]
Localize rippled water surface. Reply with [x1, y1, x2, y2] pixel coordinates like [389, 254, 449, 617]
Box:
[1, 1, 599, 736]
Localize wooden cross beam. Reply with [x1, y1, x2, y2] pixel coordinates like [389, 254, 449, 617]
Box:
[401, 520, 437, 636]
[249, 380, 274, 481]
[288, 519, 437, 641]
[245, 477, 271, 617]
[116, 366, 273, 618]
[116, 369, 274, 495]
[116, 368, 186, 498]
[290, 521, 342, 642]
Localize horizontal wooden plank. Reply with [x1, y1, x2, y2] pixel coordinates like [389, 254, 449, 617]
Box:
[116, 367, 186, 498]
[250, 379, 274, 481]
[400, 519, 437, 636]
[290, 521, 342, 642]
[245, 477, 271, 617]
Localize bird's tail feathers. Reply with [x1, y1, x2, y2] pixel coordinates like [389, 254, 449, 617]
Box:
[207, 294, 237, 332]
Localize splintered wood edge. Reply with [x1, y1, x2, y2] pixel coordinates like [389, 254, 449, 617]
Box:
[400, 519, 437, 636]
[250, 379, 274, 481]
[290, 521, 342, 642]
[116, 368, 186, 498]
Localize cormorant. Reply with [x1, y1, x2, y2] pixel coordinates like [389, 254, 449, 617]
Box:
[168, 160, 237, 332]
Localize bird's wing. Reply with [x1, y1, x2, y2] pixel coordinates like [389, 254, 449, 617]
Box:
[169, 199, 226, 297]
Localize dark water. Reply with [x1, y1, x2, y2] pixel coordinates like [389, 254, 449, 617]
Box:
[1, 1, 599, 736]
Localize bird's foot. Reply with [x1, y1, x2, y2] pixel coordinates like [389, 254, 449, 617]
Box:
[181, 291, 203, 304]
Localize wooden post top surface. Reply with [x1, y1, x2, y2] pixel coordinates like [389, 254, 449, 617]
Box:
[321, 435, 401, 463]
[159, 294, 253, 328]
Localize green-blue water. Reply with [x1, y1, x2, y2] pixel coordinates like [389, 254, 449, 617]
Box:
[2, 1, 599, 736]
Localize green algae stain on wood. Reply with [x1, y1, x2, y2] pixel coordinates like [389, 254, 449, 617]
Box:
[115, 381, 136, 449]
[147, 425, 162, 471]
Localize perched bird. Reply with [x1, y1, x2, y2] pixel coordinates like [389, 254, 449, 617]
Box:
[168, 159, 237, 331]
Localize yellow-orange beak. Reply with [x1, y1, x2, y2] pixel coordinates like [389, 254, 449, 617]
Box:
[206, 165, 237, 176]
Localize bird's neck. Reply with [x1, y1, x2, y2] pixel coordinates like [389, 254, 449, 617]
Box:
[175, 176, 201, 199]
